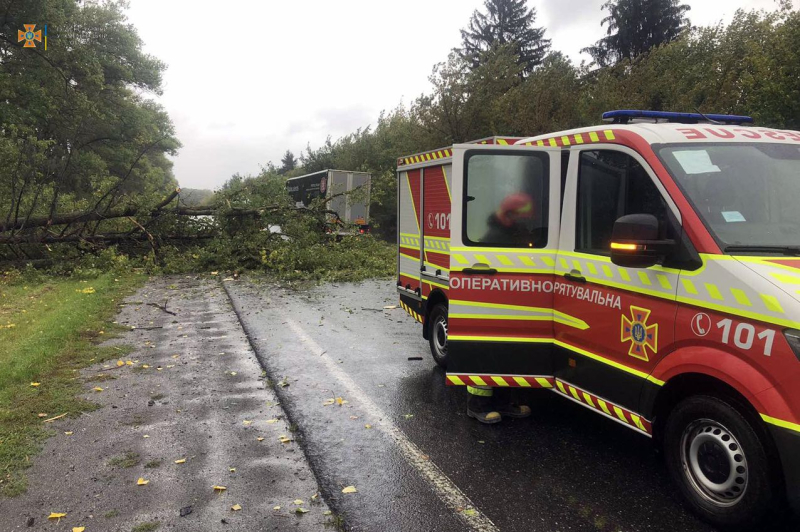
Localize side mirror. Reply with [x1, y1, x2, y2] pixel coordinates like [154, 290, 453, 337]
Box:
[610, 214, 675, 268]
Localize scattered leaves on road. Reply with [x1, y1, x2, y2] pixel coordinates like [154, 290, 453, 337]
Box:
[30, 382, 40, 387]
[174, 458, 186, 464]
[364, 424, 372, 429]
[293, 499, 304, 505]
[213, 485, 227, 492]
[266, 418, 279, 424]
[48, 512, 67, 520]
[64, 431, 73, 436]
[242, 420, 252, 426]
[342, 486, 358, 494]
[273, 505, 281, 511]
[279, 435, 292, 444]
[295, 507, 309, 514]
[231, 504, 242, 511]
[72, 527, 86, 532]
[256, 437, 264, 442]
[93, 387, 103, 392]
[137, 477, 149, 485]
[403, 414, 414, 419]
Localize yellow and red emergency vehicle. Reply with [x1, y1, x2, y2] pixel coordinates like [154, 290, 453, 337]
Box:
[396, 110, 800, 530]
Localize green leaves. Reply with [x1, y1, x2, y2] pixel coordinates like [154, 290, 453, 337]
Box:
[0, 0, 180, 257]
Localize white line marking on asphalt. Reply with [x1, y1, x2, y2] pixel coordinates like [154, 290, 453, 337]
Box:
[287, 319, 499, 532]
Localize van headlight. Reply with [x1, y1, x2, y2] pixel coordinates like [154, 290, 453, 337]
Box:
[786, 329, 800, 361]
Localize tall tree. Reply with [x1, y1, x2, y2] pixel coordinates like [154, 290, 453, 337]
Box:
[0, 0, 179, 245]
[279, 150, 297, 174]
[458, 0, 551, 75]
[583, 0, 691, 67]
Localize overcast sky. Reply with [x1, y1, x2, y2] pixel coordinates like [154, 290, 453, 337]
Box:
[125, 0, 787, 190]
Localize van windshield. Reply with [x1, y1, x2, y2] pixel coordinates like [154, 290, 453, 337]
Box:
[659, 143, 800, 252]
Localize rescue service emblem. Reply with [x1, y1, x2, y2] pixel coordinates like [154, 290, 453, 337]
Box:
[621, 306, 658, 361]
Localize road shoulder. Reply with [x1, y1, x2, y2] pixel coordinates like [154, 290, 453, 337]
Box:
[0, 276, 331, 531]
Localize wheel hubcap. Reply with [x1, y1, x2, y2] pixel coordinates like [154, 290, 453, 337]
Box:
[680, 419, 749, 507]
[433, 316, 448, 357]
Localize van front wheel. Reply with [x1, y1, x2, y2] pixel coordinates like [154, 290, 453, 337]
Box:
[664, 395, 779, 531]
[428, 304, 449, 368]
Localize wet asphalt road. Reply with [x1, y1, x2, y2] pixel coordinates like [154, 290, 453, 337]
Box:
[0, 277, 330, 531]
[225, 276, 800, 532]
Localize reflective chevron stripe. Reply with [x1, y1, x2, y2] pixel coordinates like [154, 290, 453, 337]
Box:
[446, 374, 653, 436]
[398, 149, 453, 167]
[399, 301, 423, 323]
[447, 374, 554, 389]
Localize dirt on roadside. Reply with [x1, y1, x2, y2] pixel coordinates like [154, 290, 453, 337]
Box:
[0, 276, 332, 532]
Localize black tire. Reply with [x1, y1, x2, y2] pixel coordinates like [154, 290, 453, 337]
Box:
[664, 395, 781, 531]
[428, 303, 449, 368]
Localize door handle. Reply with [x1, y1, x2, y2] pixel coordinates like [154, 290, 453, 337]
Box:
[564, 270, 586, 283]
[463, 263, 497, 275]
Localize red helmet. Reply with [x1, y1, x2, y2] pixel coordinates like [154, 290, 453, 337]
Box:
[496, 192, 535, 227]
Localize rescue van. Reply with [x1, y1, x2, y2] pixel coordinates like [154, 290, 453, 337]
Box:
[396, 111, 800, 530]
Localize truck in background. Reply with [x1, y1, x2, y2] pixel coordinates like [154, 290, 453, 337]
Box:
[286, 169, 371, 234]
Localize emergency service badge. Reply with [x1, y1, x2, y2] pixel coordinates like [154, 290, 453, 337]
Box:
[621, 306, 658, 361]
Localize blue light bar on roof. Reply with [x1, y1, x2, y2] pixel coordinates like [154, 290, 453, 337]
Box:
[603, 110, 754, 125]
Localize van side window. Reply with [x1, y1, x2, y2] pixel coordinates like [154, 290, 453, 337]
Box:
[464, 152, 550, 248]
[576, 150, 668, 255]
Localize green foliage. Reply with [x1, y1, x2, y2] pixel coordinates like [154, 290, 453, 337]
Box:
[0, 0, 179, 261]
[299, 6, 800, 224]
[178, 188, 214, 208]
[279, 150, 297, 175]
[584, 0, 691, 67]
[458, 0, 551, 74]
[3, 1, 798, 285]
[0, 272, 142, 495]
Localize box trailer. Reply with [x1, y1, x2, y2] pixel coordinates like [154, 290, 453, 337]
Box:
[286, 169, 371, 232]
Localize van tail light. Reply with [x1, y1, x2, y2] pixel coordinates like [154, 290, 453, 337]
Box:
[785, 329, 800, 361]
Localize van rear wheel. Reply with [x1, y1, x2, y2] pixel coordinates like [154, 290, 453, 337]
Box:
[428, 304, 449, 368]
[664, 395, 779, 531]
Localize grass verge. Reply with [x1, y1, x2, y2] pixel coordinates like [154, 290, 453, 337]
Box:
[0, 272, 144, 496]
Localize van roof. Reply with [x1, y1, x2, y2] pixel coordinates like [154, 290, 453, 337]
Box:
[516, 123, 800, 146]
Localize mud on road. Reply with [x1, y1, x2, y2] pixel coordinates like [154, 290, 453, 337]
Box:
[0, 276, 330, 532]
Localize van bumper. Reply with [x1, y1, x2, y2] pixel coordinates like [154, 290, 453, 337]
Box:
[769, 424, 800, 514]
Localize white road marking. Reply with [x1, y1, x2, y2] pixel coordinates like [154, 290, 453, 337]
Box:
[287, 319, 499, 532]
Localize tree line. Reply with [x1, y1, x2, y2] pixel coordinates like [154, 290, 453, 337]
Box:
[1, 0, 799, 274]
[291, 0, 800, 237]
